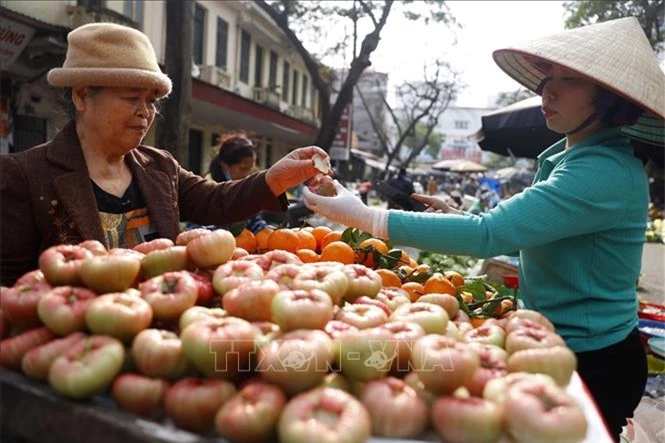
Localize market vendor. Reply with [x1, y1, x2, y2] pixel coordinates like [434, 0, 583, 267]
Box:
[0, 22, 327, 287]
[304, 17, 663, 441]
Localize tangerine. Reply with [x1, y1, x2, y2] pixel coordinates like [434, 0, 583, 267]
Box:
[267, 229, 300, 253]
[388, 248, 411, 267]
[470, 317, 488, 328]
[444, 270, 466, 287]
[296, 249, 320, 263]
[401, 281, 425, 302]
[423, 272, 457, 296]
[234, 228, 257, 253]
[376, 269, 402, 288]
[310, 226, 333, 252]
[397, 265, 414, 277]
[320, 241, 355, 264]
[320, 231, 343, 251]
[295, 229, 317, 251]
[355, 238, 389, 268]
[255, 227, 275, 252]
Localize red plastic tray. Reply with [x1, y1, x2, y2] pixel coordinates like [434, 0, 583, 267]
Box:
[639, 301, 665, 322]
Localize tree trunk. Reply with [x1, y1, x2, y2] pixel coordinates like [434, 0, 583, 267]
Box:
[156, 0, 193, 166]
[256, 0, 393, 151]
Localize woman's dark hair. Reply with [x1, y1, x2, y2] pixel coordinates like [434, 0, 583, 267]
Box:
[208, 132, 256, 182]
[594, 87, 644, 127]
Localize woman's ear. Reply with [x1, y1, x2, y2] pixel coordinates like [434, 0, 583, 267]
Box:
[71, 86, 88, 112]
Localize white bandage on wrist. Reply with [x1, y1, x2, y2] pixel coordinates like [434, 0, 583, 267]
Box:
[345, 206, 389, 240]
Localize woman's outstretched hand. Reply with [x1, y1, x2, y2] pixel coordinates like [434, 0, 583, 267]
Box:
[411, 193, 464, 215]
[303, 181, 389, 238]
[303, 180, 365, 224]
[265, 146, 330, 196]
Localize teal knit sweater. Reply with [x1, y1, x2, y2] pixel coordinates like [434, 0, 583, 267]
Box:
[388, 127, 648, 352]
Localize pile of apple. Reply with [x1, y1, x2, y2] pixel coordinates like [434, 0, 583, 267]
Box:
[0, 228, 589, 443]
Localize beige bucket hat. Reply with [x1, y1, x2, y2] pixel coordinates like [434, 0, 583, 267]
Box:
[48, 22, 172, 98]
[492, 17, 665, 120]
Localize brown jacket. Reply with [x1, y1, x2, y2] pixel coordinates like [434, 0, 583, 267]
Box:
[0, 122, 286, 286]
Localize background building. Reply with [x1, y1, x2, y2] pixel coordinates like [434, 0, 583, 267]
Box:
[351, 69, 388, 155]
[0, 0, 321, 174]
[436, 105, 494, 162]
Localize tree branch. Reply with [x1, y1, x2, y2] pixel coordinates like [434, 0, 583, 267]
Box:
[355, 84, 392, 154]
[327, 0, 394, 149]
[358, 0, 379, 27]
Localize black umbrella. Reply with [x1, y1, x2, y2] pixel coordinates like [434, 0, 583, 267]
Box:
[469, 96, 562, 159]
[470, 97, 664, 166]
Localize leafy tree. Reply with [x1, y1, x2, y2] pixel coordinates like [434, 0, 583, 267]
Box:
[355, 59, 460, 179]
[404, 123, 445, 159]
[494, 88, 536, 107]
[563, 0, 664, 51]
[256, 0, 458, 150]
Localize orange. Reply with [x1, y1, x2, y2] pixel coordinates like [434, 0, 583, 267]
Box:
[408, 258, 419, 268]
[397, 265, 414, 277]
[376, 269, 402, 288]
[355, 238, 389, 268]
[444, 270, 466, 287]
[255, 227, 274, 253]
[401, 281, 425, 302]
[295, 229, 317, 251]
[234, 228, 257, 254]
[320, 241, 355, 264]
[423, 272, 457, 296]
[296, 249, 320, 263]
[320, 231, 343, 251]
[470, 317, 488, 328]
[413, 264, 431, 274]
[388, 248, 411, 267]
[267, 229, 300, 253]
[310, 226, 333, 252]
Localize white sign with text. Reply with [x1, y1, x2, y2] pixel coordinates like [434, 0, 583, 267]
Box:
[1, 18, 35, 68]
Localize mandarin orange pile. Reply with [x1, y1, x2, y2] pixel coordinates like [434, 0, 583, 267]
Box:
[244, 227, 468, 304]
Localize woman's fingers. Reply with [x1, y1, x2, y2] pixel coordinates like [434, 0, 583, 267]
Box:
[411, 193, 437, 204]
[411, 193, 446, 209]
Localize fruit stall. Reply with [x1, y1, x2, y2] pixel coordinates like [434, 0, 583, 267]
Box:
[1, 369, 611, 443]
[0, 227, 615, 443]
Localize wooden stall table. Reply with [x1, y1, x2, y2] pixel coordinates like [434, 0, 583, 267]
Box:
[1, 369, 613, 443]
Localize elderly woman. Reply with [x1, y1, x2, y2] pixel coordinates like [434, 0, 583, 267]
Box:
[305, 17, 664, 441]
[0, 22, 327, 286]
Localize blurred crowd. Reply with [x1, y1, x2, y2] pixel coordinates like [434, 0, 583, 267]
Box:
[355, 168, 534, 214]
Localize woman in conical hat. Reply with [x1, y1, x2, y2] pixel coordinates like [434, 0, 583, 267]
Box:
[305, 17, 663, 441]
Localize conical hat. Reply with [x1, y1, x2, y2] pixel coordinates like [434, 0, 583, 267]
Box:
[492, 17, 664, 119]
[622, 112, 664, 147]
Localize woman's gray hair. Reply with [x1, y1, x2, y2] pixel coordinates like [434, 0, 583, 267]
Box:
[58, 86, 104, 121]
